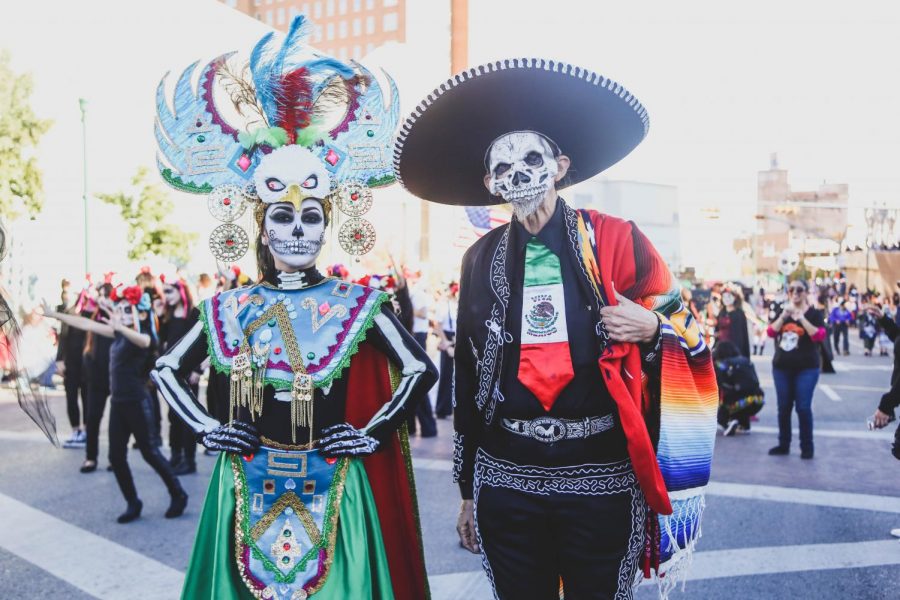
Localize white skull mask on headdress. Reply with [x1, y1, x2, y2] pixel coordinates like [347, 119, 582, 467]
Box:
[255, 145, 332, 270]
[253, 145, 332, 205]
[486, 131, 560, 219]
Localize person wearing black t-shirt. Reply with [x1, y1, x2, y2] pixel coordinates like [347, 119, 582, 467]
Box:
[44, 288, 187, 523]
[767, 280, 827, 459]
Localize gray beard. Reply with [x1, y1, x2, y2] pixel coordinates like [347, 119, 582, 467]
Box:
[510, 193, 545, 221]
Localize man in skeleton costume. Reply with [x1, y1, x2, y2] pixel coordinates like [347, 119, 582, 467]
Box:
[152, 18, 436, 599]
[394, 60, 718, 598]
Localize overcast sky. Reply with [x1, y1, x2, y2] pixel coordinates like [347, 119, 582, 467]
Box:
[2, 0, 899, 292]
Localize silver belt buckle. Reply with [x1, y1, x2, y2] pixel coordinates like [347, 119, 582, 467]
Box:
[528, 416, 567, 443]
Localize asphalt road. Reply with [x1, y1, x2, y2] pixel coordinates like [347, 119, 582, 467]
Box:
[1, 333, 899, 599]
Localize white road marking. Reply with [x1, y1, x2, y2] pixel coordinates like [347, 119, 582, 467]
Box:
[707, 481, 900, 514]
[429, 540, 900, 600]
[0, 492, 183, 600]
[751, 425, 894, 442]
[819, 384, 842, 401]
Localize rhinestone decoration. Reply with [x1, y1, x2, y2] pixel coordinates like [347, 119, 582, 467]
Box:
[209, 223, 249, 262]
[207, 184, 248, 222]
[337, 218, 376, 256]
[243, 180, 260, 201]
[335, 181, 373, 217]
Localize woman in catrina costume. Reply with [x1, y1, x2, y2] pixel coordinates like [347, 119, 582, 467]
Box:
[150, 17, 437, 600]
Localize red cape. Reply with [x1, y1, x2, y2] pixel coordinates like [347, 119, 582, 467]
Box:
[345, 341, 430, 600]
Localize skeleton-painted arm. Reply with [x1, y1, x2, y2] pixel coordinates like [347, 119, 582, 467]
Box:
[150, 321, 221, 434]
[362, 304, 438, 442]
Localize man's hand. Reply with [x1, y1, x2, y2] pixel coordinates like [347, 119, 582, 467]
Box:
[200, 421, 260, 454]
[317, 423, 379, 457]
[871, 409, 893, 429]
[456, 499, 480, 553]
[600, 286, 659, 344]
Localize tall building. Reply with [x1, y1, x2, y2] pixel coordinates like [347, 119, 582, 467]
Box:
[568, 179, 682, 271]
[220, 0, 406, 61]
[735, 154, 849, 275]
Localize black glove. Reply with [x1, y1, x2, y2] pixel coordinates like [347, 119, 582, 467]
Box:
[199, 421, 261, 455]
[317, 423, 379, 457]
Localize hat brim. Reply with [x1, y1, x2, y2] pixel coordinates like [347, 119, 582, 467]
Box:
[393, 58, 649, 206]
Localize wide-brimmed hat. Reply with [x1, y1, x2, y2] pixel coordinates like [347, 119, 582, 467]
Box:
[393, 58, 649, 206]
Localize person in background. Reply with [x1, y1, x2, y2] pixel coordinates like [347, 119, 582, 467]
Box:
[80, 282, 115, 473]
[767, 280, 827, 459]
[713, 340, 764, 436]
[859, 299, 879, 357]
[195, 272, 215, 301]
[435, 281, 459, 419]
[159, 277, 200, 475]
[830, 299, 852, 356]
[43, 288, 187, 523]
[866, 302, 900, 538]
[407, 272, 437, 437]
[56, 281, 90, 449]
[715, 284, 751, 357]
[816, 293, 836, 374]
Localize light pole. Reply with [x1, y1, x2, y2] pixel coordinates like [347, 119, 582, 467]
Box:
[79, 98, 89, 275]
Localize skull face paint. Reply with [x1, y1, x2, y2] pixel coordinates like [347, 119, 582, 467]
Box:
[262, 199, 326, 271]
[486, 131, 560, 220]
[162, 285, 181, 307]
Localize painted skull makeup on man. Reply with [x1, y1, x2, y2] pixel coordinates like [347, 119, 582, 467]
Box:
[486, 131, 560, 220]
[263, 199, 326, 270]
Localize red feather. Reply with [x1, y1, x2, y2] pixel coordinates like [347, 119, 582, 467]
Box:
[276, 68, 313, 144]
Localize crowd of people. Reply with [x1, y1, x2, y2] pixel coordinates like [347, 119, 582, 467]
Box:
[683, 276, 900, 461]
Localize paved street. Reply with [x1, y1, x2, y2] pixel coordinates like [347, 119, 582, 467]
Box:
[1, 334, 899, 599]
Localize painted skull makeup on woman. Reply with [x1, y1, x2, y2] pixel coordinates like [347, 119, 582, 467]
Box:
[261, 199, 326, 271]
[163, 285, 181, 307]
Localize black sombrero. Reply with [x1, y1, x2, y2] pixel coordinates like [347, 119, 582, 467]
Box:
[392, 58, 649, 206]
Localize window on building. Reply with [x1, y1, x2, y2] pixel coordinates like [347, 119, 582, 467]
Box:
[254, 0, 262, 5]
[326, 0, 334, 16]
[366, 42, 375, 54]
[302, 3, 309, 16]
[314, 25, 323, 42]
[290, 6, 299, 19]
[326, 22, 335, 39]
[339, 47, 348, 60]
[353, 0, 361, 11]
[339, 0, 347, 14]
[314, 1, 322, 18]
[352, 17, 361, 35]
[366, 15, 375, 34]
[339, 21, 347, 38]
[383, 12, 398, 32]
[265, 9, 273, 24]
[277, 7, 285, 24]
[366, 0, 375, 9]
[266, 0, 273, 4]
[225, 0, 238, 7]
[383, 0, 398, 6]
[353, 45, 362, 59]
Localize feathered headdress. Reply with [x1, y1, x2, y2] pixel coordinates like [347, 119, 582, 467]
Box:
[155, 15, 400, 262]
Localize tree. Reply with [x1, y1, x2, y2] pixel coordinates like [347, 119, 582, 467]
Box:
[97, 167, 197, 267]
[0, 50, 52, 219]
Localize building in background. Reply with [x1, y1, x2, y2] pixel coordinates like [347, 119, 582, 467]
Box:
[220, 0, 406, 61]
[568, 179, 682, 271]
[735, 154, 849, 277]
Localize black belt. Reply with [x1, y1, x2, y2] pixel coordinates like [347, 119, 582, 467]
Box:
[500, 414, 615, 443]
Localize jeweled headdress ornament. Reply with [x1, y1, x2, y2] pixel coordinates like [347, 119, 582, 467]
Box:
[155, 16, 399, 261]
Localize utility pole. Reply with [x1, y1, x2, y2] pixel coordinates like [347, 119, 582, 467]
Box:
[79, 98, 89, 276]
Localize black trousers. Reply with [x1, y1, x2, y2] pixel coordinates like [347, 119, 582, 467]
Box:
[474, 451, 644, 600]
[108, 399, 183, 503]
[63, 360, 87, 428]
[84, 365, 110, 462]
[168, 383, 199, 459]
[435, 331, 455, 418]
[407, 332, 437, 436]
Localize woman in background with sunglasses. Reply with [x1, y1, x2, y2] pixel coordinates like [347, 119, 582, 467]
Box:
[767, 280, 827, 459]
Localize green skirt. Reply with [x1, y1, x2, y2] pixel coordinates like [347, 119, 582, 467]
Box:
[181, 453, 395, 599]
